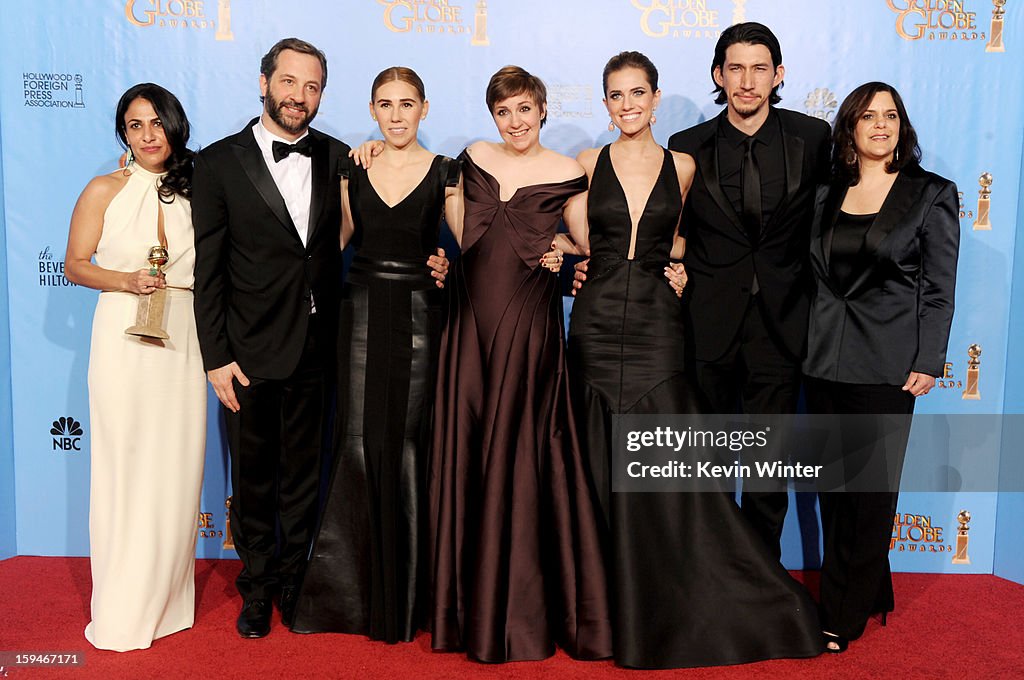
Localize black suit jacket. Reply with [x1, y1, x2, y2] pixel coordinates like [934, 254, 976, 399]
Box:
[803, 164, 959, 385]
[192, 119, 349, 379]
[668, 108, 831, 362]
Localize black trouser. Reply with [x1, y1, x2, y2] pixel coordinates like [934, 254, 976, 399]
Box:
[695, 296, 800, 560]
[805, 377, 914, 640]
[226, 319, 326, 601]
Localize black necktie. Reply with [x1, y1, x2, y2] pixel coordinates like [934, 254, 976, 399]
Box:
[272, 137, 313, 163]
[741, 136, 762, 244]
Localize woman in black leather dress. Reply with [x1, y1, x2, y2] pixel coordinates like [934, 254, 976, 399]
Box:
[290, 67, 458, 643]
[559, 52, 824, 668]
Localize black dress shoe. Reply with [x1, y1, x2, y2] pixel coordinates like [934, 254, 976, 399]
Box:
[279, 585, 298, 628]
[237, 599, 272, 638]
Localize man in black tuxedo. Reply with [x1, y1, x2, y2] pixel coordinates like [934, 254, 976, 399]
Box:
[192, 38, 349, 638]
[667, 23, 831, 559]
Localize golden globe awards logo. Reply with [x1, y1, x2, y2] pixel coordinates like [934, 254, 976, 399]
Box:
[379, 0, 478, 38]
[804, 88, 838, 122]
[891, 513, 951, 553]
[124, 0, 235, 40]
[886, 0, 988, 43]
[630, 0, 727, 39]
[198, 511, 224, 539]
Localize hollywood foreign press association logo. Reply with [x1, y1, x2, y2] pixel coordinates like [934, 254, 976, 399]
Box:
[51, 416, 84, 452]
[23, 72, 85, 109]
[548, 85, 594, 120]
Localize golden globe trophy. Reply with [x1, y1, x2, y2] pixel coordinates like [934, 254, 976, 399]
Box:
[951, 510, 971, 564]
[215, 0, 234, 41]
[985, 0, 1006, 53]
[125, 245, 170, 340]
[223, 497, 235, 550]
[962, 344, 982, 400]
[973, 173, 993, 231]
[470, 1, 490, 46]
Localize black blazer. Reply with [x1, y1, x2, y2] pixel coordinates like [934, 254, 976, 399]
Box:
[192, 119, 349, 379]
[803, 164, 959, 385]
[668, 108, 831, 362]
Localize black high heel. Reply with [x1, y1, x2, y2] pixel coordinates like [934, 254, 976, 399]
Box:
[823, 631, 849, 654]
[880, 612, 888, 627]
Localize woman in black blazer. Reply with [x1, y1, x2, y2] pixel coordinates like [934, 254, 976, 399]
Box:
[803, 82, 959, 653]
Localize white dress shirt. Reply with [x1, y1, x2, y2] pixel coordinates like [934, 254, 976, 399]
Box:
[252, 119, 313, 246]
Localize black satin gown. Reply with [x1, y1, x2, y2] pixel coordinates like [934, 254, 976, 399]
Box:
[429, 151, 613, 663]
[291, 155, 458, 642]
[568, 145, 824, 668]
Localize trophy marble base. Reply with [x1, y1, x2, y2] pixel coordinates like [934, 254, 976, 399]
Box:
[962, 368, 981, 400]
[952, 535, 971, 564]
[125, 288, 170, 340]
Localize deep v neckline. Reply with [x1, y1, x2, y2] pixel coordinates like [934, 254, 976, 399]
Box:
[365, 155, 440, 210]
[605, 145, 667, 260]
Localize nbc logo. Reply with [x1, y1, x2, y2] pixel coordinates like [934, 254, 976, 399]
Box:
[51, 416, 83, 452]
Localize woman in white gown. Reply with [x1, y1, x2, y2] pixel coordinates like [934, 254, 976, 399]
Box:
[65, 83, 206, 652]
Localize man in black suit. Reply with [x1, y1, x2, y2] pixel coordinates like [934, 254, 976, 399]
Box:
[192, 38, 349, 638]
[667, 23, 831, 559]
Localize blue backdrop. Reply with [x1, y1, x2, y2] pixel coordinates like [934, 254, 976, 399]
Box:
[0, 0, 1021, 580]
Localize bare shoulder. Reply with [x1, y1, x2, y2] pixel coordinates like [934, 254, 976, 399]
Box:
[79, 171, 129, 208]
[541, 148, 585, 182]
[465, 140, 497, 161]
[575, 147, 601, 175]
[669, 150, 696, 192]
[669, 150, 696, 177]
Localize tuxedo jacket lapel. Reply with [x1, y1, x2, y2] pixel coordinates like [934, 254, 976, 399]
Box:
[231, 124, 301, 243]
[305, 132, 331, 247]
[696, 125, 746, 239]
[820, 182, 848, 276]
[764, 131, 804, 236]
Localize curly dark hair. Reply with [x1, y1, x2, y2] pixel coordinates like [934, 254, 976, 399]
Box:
[115, 83, 193, 202]
[831, 82, 921, 185]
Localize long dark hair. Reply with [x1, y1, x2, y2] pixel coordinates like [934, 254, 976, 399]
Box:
[832, 81, 921, 185]
[114, 83, 193, 202]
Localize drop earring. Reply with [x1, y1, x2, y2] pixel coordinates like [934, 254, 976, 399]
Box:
[608, 120, 615, 132]
[651, 113, 657, 125]
[125, 146, 135, 169]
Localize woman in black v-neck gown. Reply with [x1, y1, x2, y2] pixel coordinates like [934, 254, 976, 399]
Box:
[564, 52, 824, 669]
[291, 69, 458, 643]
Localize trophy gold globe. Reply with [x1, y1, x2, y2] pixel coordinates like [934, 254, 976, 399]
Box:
[125, 245, 170, 340]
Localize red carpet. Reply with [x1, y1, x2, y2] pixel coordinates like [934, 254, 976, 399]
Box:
[0, 557, 1021, 679]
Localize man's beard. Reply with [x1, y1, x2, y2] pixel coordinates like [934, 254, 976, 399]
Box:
[265, 91, 318, 135]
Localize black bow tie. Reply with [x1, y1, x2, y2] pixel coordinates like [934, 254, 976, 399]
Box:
[272, 137, 313, 163]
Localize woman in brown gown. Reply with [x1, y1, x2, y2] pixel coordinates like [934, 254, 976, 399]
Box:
[429, 66, 612, 663]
